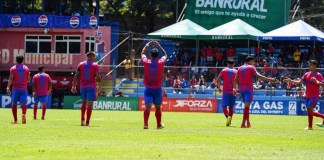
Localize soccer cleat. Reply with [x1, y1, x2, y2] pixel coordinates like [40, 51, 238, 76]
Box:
[11, 121, 18, 124]
[33, 116, 37, 120]
[241, 124, 246, 128]
[157, 124, 164, 129]
[247, 122, 251, 128]
[304, 127, 313, 130]
[81, 119, 85, 126]
[41, 117, 45, 120]
[143, 125, 148, 129]
[22, 114, 26, 124]
[315, 123, 324, 127]
[226, 116, 232, 126]
[85, 122, 90, 127]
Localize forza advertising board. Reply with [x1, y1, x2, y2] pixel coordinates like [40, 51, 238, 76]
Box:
[185, 0, 291, 32]
[138, 97, 217, 113]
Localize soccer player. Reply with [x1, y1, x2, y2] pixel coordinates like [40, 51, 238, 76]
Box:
[141, 40, 167, 129]
[233, 56, 278, 128]
[285, 60, 324, 130]
[32, 65, 52, 120]
[7, 55, 30, 124]
[217, 60, 237, 126]
[71, 51, 101, 126]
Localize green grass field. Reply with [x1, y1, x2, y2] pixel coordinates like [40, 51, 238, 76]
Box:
[0, 109, 324, 160]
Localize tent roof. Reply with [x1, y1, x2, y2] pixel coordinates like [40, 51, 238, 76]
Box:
[198, 19, 264, 40]
[258, 20, 324, 41]
[147, 19, 207, 40]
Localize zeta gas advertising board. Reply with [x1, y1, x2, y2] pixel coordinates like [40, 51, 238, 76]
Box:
[185, 0, 291, 32]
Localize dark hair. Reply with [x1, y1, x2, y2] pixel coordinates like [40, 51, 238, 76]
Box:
[227, 60, 234, 64]
[245, 56, 254, 63]
[309, 60, 318, 67]
[150, 48, 159, 58]
[38, 65, 45, 72]
[86, 51, 96, 57]
[16, 55, 24, 64]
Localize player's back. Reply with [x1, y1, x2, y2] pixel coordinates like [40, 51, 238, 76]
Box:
[219, 68, 237, 94]
[302, 71, 323, 98]
[10, 64, 29, 90]
[237, 64, 256, 91]
[142, 57, 166, 89]
[33, 73, 52, 96]
[78, 60, 99, 88]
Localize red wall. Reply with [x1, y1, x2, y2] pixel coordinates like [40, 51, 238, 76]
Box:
[0, 27, 111, 72]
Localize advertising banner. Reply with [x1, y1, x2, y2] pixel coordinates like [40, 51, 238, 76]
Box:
[63, 96, 138, 111]
[0, 94, 51, 108]
[138, 97, 217, 113]
[296, 100, 324, 116]
[0, 14, 97, 29]
[185, 0, 291, 32]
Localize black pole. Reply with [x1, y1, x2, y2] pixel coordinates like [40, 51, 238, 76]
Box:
[83, 0, 86, 16]
[0, 0, 2, 14]
[41, 0, 44, 14]
[32, 0, 35, 14]
[59, 0, 62, 15]
[96, 0, 99, 16]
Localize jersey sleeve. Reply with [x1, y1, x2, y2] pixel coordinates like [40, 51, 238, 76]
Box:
[301, 73, 307, 82]
[159, 56, 166, 64]
[94, 63, 99, 73]
[10, 67, 14, 75]
[218, 70, 224, 79]
[47, 75, 52, 85]
[32, 75, 36, 84]
[251, 66, 257, 75]
[318, 73, 323, 82]
[77, 62, 82, 71]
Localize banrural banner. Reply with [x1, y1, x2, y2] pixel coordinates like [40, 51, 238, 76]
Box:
[185, 0, 291, 32]
[63, 96, 138, 111]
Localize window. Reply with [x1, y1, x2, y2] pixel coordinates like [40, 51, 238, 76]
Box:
[55, 35, 81, 54]
[86, 37, 95, 53]
[25, 35, 52, 53]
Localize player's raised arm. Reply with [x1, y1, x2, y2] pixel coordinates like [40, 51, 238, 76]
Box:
[141, 41, 152, 57]
[255, 71, 278, 83]
[154, 41, 167, 58]
[71, 69, 80, 94]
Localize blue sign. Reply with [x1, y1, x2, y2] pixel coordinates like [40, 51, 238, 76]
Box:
[0, 94, 51, 109]
[0, 14, 97, 29]
[217, 98, 324, 116]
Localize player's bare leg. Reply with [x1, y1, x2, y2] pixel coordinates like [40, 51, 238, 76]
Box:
[144, 104, 151, 129]
[155, 105, 164, 129]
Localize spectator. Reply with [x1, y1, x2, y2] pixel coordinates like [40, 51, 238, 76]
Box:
[206, 45, 214, 66]
[227, 45, 236, 61]
[266, 44, 275, 57]
[162, 90, 168, 97]
[181, 49, 189, 64]
[265, 82, 275, 96]
[254, 44, 260, 58]
[208, 78, 217, 89]
[173, 76, 181, 94]
[188, 93, 194, 98]
[200, 46, 207, 66]
[114, 89, 124, 97]
[179, 76, 187, 89]
[253, 79, 264, 90]
[214, 48, 223, 66]
[293, 47, 301, 67]
[189, 49, 196, 65]
[262, 60, 271, 77]
[190, 76, 198, 94]
[197, 75, 206, 94]
[164, 70, 172, 87]
[278, 51, 286, 66]
[124, 56, 132, 80]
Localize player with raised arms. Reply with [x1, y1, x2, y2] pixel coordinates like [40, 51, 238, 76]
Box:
[141, 40, 167, 129]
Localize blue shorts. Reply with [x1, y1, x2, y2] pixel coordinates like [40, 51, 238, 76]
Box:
[12, 89, 28, 104]
[144, 87, 162, 105]
[240, 90, 253, 103]
[80, 87, 96, 101]
[34, 95, 48, 103]
[306, 97, 318, 107]
[222, 93, 236, 107]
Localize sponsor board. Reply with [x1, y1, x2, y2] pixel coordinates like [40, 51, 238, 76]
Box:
[38, 15, 48, 27]
[138, 97, 217, 113]
[11, 15, 21, 26]
[0, 94, 51, 108]
[63, 96, 138, 111]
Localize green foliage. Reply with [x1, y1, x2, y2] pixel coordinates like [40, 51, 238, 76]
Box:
[1, 109, 324, 159]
